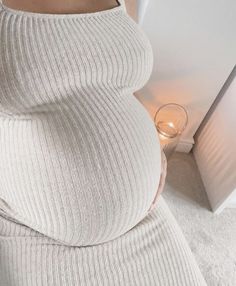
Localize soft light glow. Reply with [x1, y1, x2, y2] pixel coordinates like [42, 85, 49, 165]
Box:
[168, 122, 174, 128]
[154, 103, 188, 159]
[156, 121, 178, 139]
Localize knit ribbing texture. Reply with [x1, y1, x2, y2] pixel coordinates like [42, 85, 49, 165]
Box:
[0, 0, 162, 246]
[0, 1, 207, 285]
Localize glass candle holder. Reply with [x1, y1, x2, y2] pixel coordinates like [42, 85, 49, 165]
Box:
[154, 103, 188, 160]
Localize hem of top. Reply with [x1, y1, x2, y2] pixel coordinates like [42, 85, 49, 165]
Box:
[0, 2, 125, 19]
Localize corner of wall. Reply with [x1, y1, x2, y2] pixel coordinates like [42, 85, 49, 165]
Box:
[176, 137, 195, 153]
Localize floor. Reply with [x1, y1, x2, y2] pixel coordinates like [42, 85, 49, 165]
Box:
[162, 152, 236, 286]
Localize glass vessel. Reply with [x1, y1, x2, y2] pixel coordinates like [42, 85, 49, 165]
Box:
[154, 103, 188, 160]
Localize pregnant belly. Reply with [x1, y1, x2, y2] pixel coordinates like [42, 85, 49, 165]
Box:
[0, 94, 162, 246]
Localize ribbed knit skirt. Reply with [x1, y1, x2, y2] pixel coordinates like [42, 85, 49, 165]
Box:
[0, 197, 207, 286]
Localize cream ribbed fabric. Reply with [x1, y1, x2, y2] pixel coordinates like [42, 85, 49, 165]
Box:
[0, 1, 206, 285]
[0, 0, 162, 247]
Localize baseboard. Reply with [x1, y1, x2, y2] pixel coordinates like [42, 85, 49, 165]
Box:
[176, 138, 195, 153]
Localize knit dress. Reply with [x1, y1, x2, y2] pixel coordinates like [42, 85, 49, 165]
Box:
[0, 1, 207, 285]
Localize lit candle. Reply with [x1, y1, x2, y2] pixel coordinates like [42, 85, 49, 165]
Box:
[156, 121, 178, 139]
[156, 120, 180, 158]
[168, 122, 174, 128]
[154, 103, 188, 159]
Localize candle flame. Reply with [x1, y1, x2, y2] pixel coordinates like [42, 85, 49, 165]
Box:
[167, 122, 175, 128]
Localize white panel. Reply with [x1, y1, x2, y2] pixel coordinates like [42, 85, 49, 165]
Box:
[193, 72, 236, 213]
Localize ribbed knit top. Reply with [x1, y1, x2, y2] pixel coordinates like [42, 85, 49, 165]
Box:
[0, 1, 162, 247]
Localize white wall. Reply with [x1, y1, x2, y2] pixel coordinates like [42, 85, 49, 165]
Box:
[135, 0, 236, 151]
[193, 70, 236, 213]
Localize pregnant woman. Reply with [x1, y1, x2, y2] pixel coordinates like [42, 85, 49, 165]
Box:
[0, 0, 169, 284]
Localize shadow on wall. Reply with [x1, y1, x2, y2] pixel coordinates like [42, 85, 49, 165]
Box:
[164, 152, 211, 210]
